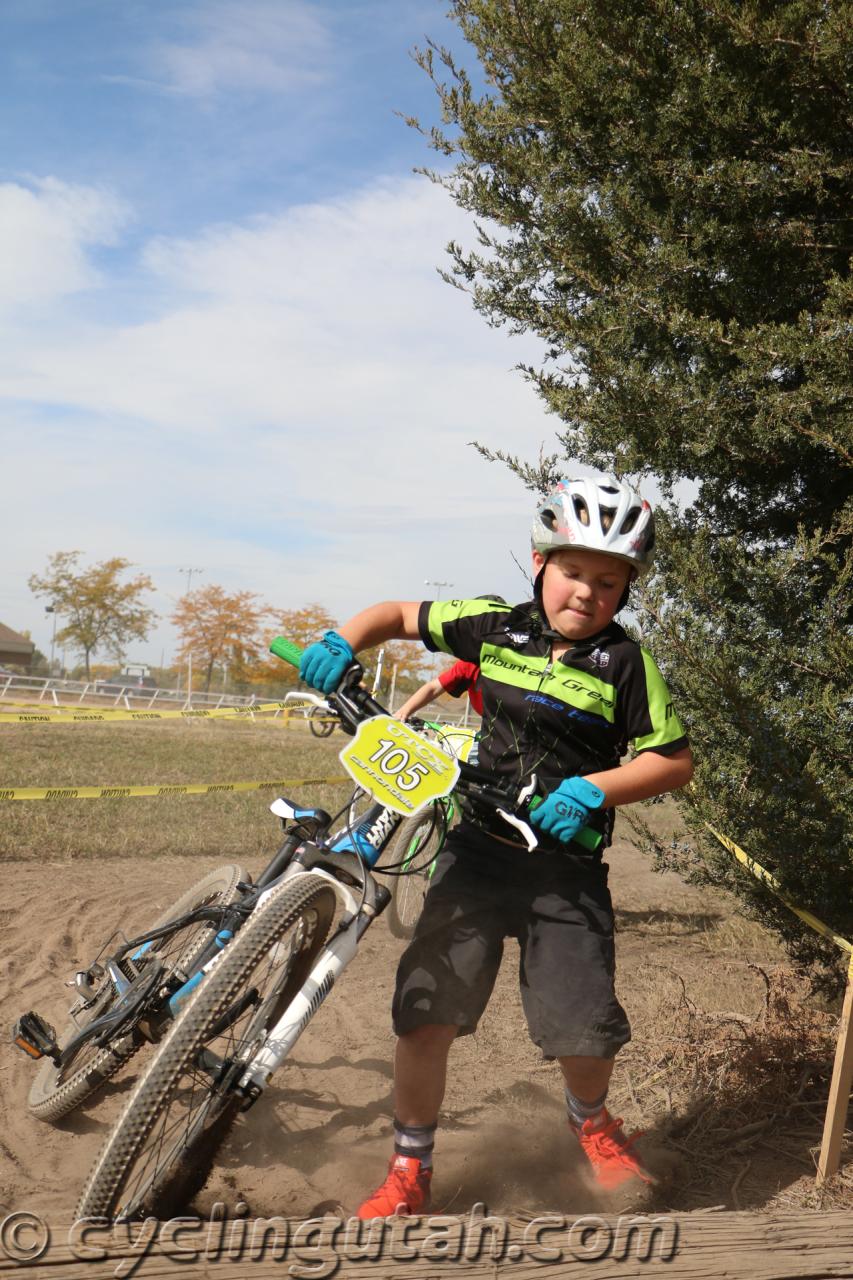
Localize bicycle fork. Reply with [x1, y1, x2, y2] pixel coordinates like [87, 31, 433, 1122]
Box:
[235, 869, 380, 1098]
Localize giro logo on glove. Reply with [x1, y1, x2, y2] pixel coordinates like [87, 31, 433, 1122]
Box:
[530, 776, 605, 846]
[299, 631, 355, 694]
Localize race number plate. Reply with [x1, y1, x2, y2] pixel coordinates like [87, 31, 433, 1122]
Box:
[339, 716, 460, 816]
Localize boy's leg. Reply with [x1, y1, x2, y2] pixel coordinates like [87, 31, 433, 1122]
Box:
[394, 1023, 458, 1124]
[358, 827, 509, 1218]
[516, 859, 653, 1191]
[559, 1054, 614, 1106]
[356, 1024, 458, 1220]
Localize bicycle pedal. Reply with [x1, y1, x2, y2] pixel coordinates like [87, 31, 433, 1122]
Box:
[12, 1011, 60, 1063]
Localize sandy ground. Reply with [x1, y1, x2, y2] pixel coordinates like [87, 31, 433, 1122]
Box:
[0, 833, 830, 1224]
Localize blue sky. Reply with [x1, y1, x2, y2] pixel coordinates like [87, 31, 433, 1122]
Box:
[1, 0, 558, 671]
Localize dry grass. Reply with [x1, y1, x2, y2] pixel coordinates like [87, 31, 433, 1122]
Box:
[609, 962, 852, 1212]
[0, 720, 354, 865]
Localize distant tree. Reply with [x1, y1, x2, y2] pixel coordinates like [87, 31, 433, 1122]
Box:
[172, 585, 269, 692]
[28, 551, 156, 678]
[28, 644, 50, 676]
[416, 0, 852, 981]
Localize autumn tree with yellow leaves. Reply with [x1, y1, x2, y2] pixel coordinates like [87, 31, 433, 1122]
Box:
[171, 585, 270, 692]
[28, 551, 156, 679]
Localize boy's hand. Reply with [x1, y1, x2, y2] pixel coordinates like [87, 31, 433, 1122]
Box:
[299, 631, 354, 694]
[530, 776, 605, 844]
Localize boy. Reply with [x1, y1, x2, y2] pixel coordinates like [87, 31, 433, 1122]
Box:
[299, 474, 693, 1217]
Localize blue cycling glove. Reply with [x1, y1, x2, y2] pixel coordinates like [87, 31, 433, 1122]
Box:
[529, 776, 605, 845]
[299, 631, 354, 694]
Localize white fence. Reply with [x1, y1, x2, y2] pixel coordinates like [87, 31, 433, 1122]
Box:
[0, 671, 474, 725]
[0, 672, 260, 711]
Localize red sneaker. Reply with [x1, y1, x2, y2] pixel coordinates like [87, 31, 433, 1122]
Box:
[570, 1110, 655, 1192]
[356, 1154, 432, 1219]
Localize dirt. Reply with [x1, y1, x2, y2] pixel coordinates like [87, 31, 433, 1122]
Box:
[0, 829, 844, 1225]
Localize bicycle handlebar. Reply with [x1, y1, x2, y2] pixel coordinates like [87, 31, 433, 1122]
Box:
[270, 635, 602, 854]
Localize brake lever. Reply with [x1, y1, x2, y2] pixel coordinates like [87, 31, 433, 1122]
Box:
[495, 774, 540, 853]
[494, 809, 539, 852]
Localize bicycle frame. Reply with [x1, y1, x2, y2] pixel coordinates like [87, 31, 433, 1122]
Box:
[51, 785, 402, 1072]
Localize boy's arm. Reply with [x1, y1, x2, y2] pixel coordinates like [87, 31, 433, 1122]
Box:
[585, 746, 694, 807]
[395, 677, 444, 721]
[338, 601, 422, 651]
[531, 747, 693, 845]
[300, 602, 422, 693]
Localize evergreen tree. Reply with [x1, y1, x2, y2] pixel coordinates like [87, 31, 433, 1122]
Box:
[416, 0, 852, 978]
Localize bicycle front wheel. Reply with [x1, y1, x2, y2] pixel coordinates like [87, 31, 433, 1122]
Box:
[29, 863, 246, 1124]
[77, 873, 336, 1221]
[385, 811, 441, 940]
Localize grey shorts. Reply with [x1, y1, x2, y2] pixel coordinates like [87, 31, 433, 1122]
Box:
[391, 822, 630, 1059]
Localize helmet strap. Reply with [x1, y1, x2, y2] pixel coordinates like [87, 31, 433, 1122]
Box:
[532, 563, 583, 643]
[531, 565, 565, 642]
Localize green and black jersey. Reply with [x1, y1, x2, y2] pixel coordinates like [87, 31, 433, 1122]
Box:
[419, 596, 688, 850]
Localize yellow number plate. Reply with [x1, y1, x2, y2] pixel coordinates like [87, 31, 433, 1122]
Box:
[339, 716, 460, 816]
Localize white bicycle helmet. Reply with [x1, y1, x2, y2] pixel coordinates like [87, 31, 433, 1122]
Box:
[532, 475, 655, 576]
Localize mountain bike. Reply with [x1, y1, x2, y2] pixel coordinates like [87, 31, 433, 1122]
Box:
[70, 638, 603, 1221]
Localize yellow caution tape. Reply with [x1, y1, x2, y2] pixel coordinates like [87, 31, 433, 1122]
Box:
[0, 701, 296, 724]
[705, 822, 853, 955]
[0, 776, 352, 801]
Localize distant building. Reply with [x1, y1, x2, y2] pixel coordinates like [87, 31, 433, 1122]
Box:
[0, 622, 35, 672]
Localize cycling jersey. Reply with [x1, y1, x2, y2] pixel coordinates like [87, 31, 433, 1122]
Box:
[419, 596, 688, 850]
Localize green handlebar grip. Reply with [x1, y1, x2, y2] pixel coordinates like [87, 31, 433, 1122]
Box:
[527, 795, 602, 852]
[270, 636, 303, 668]
[572, 825, 603, 852]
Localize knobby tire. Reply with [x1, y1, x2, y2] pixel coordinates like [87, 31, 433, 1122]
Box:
[77, 873, 336, 1220]
[385, 811, 440, 940]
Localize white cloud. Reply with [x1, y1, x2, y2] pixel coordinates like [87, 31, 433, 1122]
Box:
[0, 178, 128, 310]
[151, 0, 331, 97]
[1, 173, 555, 664]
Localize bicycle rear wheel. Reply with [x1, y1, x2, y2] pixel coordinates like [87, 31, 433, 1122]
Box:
[29, 863, 246, 1124]
[385, 811, 441, 940]
[77, 873, 336, 1220]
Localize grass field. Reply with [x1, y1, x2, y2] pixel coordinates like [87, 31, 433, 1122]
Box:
[0, 719, 354, 863]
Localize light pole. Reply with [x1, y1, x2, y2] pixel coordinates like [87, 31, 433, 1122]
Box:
[177, 569, 203, 698]
[45, 605, 57, 676]
[179, 566, 204, 597]
[425, 579, 454, 677]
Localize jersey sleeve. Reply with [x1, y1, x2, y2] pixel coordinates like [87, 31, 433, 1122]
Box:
[620, 647, 689, 755]
[438, 659, 479, 699]
[418, 599, 508, 665]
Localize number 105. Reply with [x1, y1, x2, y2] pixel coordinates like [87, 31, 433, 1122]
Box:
[368, 739, 431, 791]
